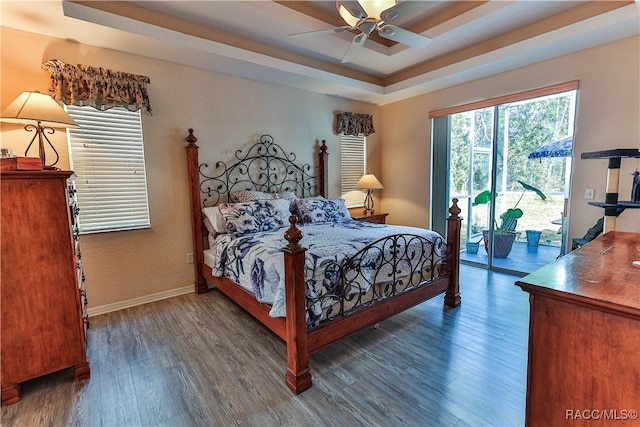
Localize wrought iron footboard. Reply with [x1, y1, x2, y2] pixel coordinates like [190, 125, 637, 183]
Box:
[305, 233, 448, 328]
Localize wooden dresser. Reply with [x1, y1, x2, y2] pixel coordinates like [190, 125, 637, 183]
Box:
[516, 231, 640, 426]
[1, 170, 89, 405]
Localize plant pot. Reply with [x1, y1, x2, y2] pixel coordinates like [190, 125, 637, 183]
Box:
[526, 230, 542, 247]
[466, 241, 480, 254]
[482, 230, 516, 258]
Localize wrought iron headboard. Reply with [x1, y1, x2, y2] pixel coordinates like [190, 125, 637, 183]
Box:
[198, 134, 326, 207]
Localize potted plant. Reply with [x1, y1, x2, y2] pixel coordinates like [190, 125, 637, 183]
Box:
[473, 180, 546, 257]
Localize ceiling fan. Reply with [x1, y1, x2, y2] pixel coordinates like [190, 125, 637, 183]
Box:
[289, 1, 432, 63]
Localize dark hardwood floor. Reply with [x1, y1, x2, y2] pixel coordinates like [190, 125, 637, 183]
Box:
[1, 265, 529, 426]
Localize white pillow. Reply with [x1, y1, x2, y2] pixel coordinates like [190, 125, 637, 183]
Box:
[231, 190, 273, 202]
[202, 206, 227, 234]
[273, 190, 299, 212]
[231, 189, 300, 212]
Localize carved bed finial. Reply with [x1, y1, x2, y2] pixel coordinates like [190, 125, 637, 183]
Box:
[449, 198, 462, 219]
[284, 215, 303, 250]
[186, 128, 198, 148]
[320, 140, 328, 154]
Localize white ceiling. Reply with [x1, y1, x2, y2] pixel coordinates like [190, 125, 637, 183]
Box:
[2, 1, 639, 105]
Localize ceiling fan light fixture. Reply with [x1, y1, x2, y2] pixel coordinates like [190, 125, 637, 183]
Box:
[332, 0, 429, 63]
[361, 0, 397, 20]
[337, 0, 397, 25]
[338, 4, 360, 27]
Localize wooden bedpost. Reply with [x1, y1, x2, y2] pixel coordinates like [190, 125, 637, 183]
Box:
[444, 198, 462, 308]
[318, 140, 328, 198]
[282, 216, 312, 394]
[185, 129, 208, 294]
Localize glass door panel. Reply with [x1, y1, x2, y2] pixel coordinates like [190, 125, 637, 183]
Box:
[489, 96, 573, 272]
[446, 91, 576, 274]
[449, 107, 495, 268]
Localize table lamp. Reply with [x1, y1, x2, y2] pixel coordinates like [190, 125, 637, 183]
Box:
[0, 91, 79, 168]
[355, 173, 383, 215]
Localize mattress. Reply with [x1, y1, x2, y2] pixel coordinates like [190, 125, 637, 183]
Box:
[204, 248, 215, 268]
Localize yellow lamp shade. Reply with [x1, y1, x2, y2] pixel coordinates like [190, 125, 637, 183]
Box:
[0, 91, 79, 167]
[1, 91, 78, 128]
[355, 173, 384, 190]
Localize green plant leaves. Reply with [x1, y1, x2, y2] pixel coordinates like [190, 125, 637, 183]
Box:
[473, 182, 546, 234]
[502, 208, 523, 220]
[473, 190, 493, 205]
[516, 180, 546, 200]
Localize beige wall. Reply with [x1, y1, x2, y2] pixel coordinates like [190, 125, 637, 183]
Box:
[379, 35, 640, 246]
[1, 27, 379, 311]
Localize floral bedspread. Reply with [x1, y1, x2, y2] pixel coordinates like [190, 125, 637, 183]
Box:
[210, 221, 444, 319]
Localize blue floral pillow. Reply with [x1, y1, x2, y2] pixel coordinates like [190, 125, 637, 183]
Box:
[219, 199, 291, 235]
[295, 198, 351, 224]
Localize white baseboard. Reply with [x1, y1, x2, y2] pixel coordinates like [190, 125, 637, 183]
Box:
[87, 285, 194, 317]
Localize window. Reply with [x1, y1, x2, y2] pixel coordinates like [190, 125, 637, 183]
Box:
[340, 134, 366, 207]
[65, 105, 150, 233]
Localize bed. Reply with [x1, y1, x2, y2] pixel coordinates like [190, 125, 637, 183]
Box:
[184, 129, 462, 394]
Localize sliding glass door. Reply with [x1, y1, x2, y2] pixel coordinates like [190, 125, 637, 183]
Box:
[432, 87, 577, 275]
[447, 106, 495, 269]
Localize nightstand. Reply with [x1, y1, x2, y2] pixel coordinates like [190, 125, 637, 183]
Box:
[352, 212, 388, 224]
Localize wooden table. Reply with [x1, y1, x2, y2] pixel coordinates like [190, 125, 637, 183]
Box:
[516, 231, 640, 426]
[351, 212, 388, 224]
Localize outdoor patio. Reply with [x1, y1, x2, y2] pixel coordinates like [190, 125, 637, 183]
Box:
[460, 240, 562, 274]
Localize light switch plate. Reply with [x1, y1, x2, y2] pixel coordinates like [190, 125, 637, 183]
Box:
[584, 188, 595, 199]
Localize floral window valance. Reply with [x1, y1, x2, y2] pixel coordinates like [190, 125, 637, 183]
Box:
[337, 112, 375, 136]
[42, 59, 152, 115]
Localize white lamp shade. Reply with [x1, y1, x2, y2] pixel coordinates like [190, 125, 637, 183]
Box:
[355, 173, 384, 190]
[1, 91, 79, 129]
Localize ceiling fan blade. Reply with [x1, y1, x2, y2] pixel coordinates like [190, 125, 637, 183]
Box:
[380, 1, 430, 23]
[338, 1, 367, 20]
[378, 25, 432, 48]
[341, 33, 368, 63]
[288, 26, 351, 38]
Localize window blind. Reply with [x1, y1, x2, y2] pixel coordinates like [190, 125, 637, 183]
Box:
[65, 105, 150, 233]
[340, 134, 366, 208]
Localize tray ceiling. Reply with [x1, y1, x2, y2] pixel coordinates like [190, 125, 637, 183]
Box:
[2, 1, 639, 104]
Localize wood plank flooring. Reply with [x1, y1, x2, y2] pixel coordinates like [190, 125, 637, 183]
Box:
[1, 265, 530, 426]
